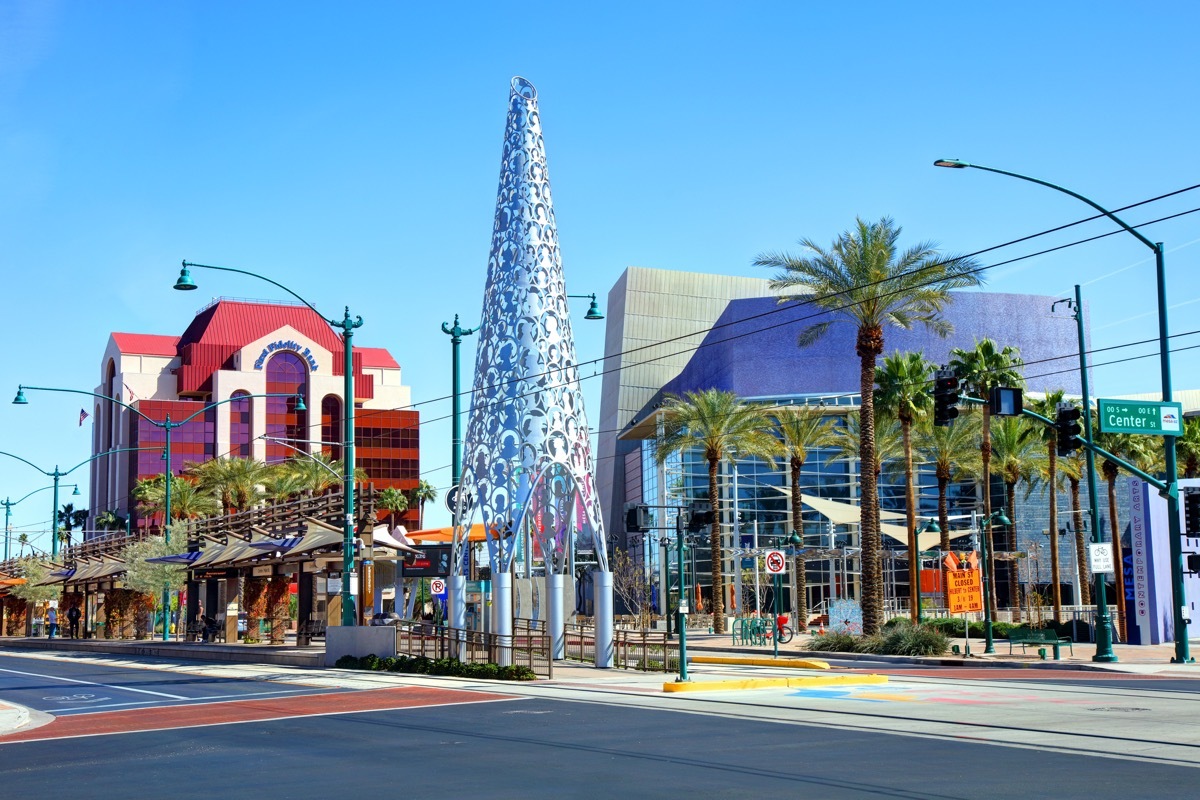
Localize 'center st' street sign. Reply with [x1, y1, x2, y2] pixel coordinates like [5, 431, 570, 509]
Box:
[1097, 398, 1183, 437]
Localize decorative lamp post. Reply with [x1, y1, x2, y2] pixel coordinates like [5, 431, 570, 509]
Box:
[2, 484, 79, 561]
[176, 260, 362, 628]
[770, 530, 804, 658]
[440, 315, 479, 494]
[936, 158, 1188, 664]
[16, 385, 303, 638]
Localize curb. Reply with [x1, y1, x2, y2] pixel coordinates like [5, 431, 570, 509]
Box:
[691, 656, 830, 670]
[0, 701, 30, 734]
[663, 673, 887, 694]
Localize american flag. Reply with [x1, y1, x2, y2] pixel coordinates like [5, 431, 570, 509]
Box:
[79, 408, 89, 427]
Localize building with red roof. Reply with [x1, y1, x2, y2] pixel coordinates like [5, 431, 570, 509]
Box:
[90, 298, 419, 534]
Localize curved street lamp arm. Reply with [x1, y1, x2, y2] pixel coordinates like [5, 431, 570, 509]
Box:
[0, 450, 51, 476]
[258, 435, 342, 480]
[182, 260, 334, 325]
[9, 484, 72, 507]
[19, 384, 157, 427]
[935, 161, 1157, 253]
[62, 447, 162, 477]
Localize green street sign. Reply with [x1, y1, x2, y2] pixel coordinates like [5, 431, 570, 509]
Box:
[1098, 398, 1184, 437]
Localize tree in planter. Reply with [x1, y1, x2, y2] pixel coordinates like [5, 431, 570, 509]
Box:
[2, 596, 28, 636]
[104, 588, 135, 639]
[8, 558, 60, 634]
[242, 578, 268, 642]
[131, 593, 156, 638]
[121, 536, 187, 634]
[611, 549, 654, 630]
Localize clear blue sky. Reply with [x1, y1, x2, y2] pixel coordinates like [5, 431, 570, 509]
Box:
[3, 2, 1198, 550]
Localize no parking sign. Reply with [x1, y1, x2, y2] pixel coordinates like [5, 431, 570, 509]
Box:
[430, 578, 447, 597]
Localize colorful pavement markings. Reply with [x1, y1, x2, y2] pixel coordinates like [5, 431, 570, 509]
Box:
[0, 686, 515, 744]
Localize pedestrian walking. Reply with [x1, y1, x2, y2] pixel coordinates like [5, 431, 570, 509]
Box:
[66, 605, 81, 639]
[47, 606, 58, 639]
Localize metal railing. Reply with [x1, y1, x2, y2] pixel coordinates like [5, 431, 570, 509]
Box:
[564, 621, 678, 672]
[394, 619, 553, 678]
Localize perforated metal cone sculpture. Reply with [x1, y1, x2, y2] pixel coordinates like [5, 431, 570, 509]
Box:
[450, 77, 612, 666]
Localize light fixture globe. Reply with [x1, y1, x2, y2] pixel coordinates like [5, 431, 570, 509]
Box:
[174, 262, 198, 291]
[12, 388, 28, 405]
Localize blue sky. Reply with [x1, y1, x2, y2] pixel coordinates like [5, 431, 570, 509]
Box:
[2, 2, 1198, 550]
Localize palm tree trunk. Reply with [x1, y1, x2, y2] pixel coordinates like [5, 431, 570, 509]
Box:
[1107, 474, 1127, 641]
[981, 405, 996, 615]
[708, 457, 725, 634]
[1007, 480, 1020, 624]
[1070, 477, 1091, 605]
[937, 470, 951, 608]
[857, 335, 883, 636]
[1047, 446, 1062, 622]
[790, 456, 807, 631]
[903, 420, 918, 624]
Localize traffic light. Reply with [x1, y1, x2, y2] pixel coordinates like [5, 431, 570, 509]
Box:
[1185, 489, 1200, 536]
[625, 504, 652, 533]
[686, 501, 714, 533]
[1055, 403, 1083, 456]
[933, 368, 960, 426]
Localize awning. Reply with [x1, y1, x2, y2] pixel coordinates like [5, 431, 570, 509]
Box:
[879, 522, 972, 551]
[284, 519, 345, 554]
[371, 525, 424, 555]
[146, 551, 204, 565]
[406, 523, 489, 543]
[798, 493, 907, 525]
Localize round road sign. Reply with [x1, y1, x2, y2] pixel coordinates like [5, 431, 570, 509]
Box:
[430, 578, 447, 595]
[765, 550, 787, 574]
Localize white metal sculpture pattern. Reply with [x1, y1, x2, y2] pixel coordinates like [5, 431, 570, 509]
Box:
[455, 76, 607, 576]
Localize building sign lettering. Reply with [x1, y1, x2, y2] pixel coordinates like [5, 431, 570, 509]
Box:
[253, 340, 319, 372]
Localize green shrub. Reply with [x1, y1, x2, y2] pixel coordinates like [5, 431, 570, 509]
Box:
[498, 665, 537, 681]
[378, 656, 397, 671]
[881, 624, 950, 656]
[805, 632, 858, 652]
[359, 653, 380, 671]
[334, 655, 361, 669]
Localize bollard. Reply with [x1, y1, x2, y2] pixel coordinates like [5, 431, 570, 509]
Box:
[1038, 647, 1047, 660]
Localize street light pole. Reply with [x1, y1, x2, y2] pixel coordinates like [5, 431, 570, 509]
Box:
[176, 260, 361, 628]
[676, 515, 689, 682]
[440, 315, 478, 492]
[3, 485, 75, 561]
[936, 159, 1190, 664]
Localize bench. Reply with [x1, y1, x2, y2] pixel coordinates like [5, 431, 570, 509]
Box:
[1008, 627, 1073, 660]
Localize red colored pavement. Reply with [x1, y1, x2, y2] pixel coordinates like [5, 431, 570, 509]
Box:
[0, 686, 515, 744]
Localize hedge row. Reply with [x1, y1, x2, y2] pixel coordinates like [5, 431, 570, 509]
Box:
[887, 616, 1088, 641]
[334, 653, 538, 681]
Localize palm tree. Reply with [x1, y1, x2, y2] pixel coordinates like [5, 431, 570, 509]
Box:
[94, 510, 127, 533]
[826, 411, 903, 479]
[56, 503, 89, 551]
[950, 339, 1025, 614]
[377, 488, 409, 526]
[409, 479, 438, 529]
[1056, 451, 1090, 605]
[1176, 417, 1200, 479]
[758, 217, 981, 634]
[282, 453, 367, 494]
[914, 414, 981, 605]
[17, 532, 29, 556]
[874, 352, 935, 623]
[774, 405, 840, 630]
[261, 468, 308, 504]
[653, 390, 785, 633]
[185, 456, 268, 513]
[989, 416, 1045, 619]
[1094, 430, 1154, 641]
[162, 477, 220, 521]
[1030, 390, 1068, 621]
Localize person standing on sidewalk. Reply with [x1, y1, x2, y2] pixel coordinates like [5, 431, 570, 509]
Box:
[66, 605, 81, 639]
[46, 606, 58, 639]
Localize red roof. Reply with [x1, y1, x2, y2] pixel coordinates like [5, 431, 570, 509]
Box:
[112, 333, 180, 357]
[358, 347, 399, 369]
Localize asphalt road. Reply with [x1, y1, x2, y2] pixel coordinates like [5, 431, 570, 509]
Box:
[3, 653, 1199, 798]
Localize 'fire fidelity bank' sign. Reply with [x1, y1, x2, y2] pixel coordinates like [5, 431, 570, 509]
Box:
[253, 340, 320, 372]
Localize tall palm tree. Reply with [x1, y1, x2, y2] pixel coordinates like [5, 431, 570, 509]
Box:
[653, 390, 785, 633]
[1094, 430, 1154, 640]
[17, 532, 29, 556]
[826, 411, 903, 480]
[1056, 451, 1090, 605]
[377, 488, 409, 525]
[1176, 417, 1200, 479]
[185, 456, 269, 514]
[164, 477, 221, 520]
[874, 351, 935, 623]
[56, 503, 89, 551]
[94, 510, 127, 533]
[409, 479, 439, 529]
[950, 339, 1025, 614]
[758, 217, 981, 633]
[989, 416, 1045, 618]
[774, 405, 840, 631]
[261, 468, 307, 504]
[914, 414, 981, 605]
[1030, 390, 1067, 620]
[282, 453, 367, 494]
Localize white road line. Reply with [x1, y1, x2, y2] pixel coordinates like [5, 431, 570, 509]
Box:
[0, 667, 188, 700]
[53, 688, 330, 713]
